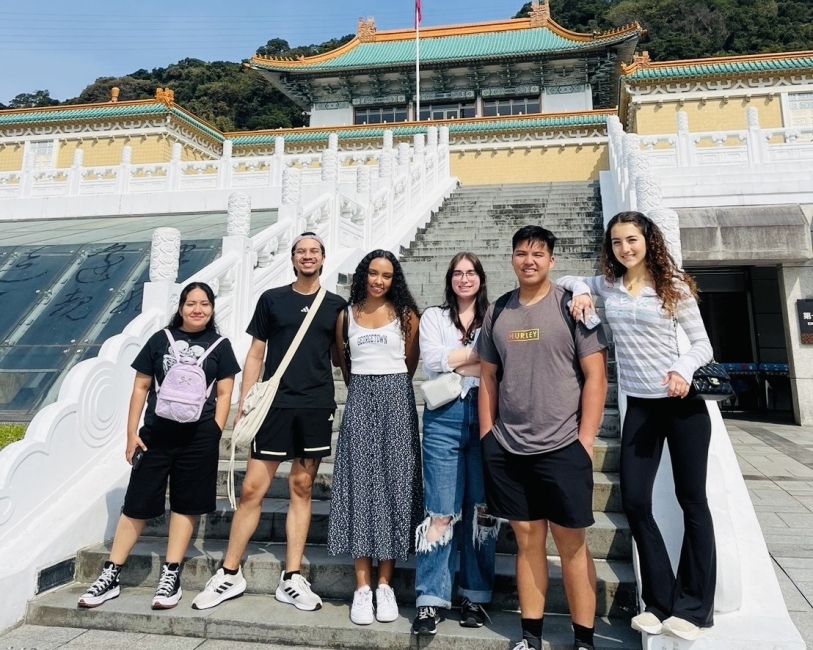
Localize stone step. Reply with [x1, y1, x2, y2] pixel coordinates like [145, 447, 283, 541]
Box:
[217, 462, 622, 512]
[72, 539, 637, 617]
[218, 425, 621, 466]
[400, 258, 600, 271]
[218, 405, 621, 456]
[25, 587, 641, 649]
[142, 498, 632, 560]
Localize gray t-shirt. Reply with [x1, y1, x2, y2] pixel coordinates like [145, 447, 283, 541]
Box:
[477, 284, 607, 454]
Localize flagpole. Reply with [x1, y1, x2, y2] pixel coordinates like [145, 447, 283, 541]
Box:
[415, 3, 421, 121]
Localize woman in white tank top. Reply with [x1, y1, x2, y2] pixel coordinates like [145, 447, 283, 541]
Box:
[327, 249, 422, 626]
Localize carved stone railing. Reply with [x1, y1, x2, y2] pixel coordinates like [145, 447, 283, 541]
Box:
[602, 114, 804, 649]
[0, 126, 456, 632]
[607, 109, 813, 209]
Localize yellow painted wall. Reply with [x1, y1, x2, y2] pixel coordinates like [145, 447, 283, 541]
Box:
[56, 135, 173, 167]
[632, 95, 783, 134]
[451, 144, 607, 185]
[0, 144, 24, 171]
[181, 144, 211, 161]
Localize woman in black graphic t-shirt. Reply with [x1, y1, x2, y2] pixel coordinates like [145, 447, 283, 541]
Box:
[77, 282, 240, 612]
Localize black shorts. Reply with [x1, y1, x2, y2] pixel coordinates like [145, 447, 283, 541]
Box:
[481, 432, 594, 528]
[250, 407, 334, 462]
[122, 418, 222, 519]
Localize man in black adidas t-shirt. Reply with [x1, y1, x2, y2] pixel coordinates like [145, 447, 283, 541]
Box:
[192, 232, 346, 612]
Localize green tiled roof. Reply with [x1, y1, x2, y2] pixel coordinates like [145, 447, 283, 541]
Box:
[626, 54, 813, 80]
[255, 27, 636, 72]
[231, 114, 609, 146]
[0, 102, 224, 143]
[0, 103, 168, 125]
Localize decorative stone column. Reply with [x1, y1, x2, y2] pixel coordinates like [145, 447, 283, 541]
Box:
[149, 228, 181, 282]
[226, 192, 251, 236]
[282, 166, 301, 205]
[356, 164, 371, 195]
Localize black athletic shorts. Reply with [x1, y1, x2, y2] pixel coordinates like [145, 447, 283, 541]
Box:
[250, 407, 334, 462]
[481, 432, 594, 528]
[122, 418, 222, 519]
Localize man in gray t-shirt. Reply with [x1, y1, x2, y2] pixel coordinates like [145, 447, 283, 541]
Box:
[477, 225, 607, 650]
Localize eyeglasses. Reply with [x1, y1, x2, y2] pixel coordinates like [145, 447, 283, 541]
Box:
[452, 270, 478, 280]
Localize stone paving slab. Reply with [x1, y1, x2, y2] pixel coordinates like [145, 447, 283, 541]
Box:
[0, 625, 329, 650]
[24, 586, 641, 650]
[727, 417, 813, 645]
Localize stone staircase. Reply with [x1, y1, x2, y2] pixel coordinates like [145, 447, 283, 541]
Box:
[22, 182, 641, 648]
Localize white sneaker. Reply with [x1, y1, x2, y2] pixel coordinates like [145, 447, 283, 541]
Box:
[275, 571, 323, 611]
[662, 616, 702, 641]
[350, 587, 375, 625]
[192, 567, 247, 610]
[374, 584, 398, 622]
[631, 611, 663, 635]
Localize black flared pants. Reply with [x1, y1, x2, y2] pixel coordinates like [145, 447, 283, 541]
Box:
[621, 396, 716, 627]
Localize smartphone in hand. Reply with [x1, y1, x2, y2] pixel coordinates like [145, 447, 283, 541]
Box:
[131, 448, 145, 471]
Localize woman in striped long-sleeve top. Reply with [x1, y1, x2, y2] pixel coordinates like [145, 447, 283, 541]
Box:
[559, 211, 715, 642]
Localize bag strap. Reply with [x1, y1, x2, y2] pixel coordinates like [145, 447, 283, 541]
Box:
[491, 291, 512, 383]
[228, 289, 326, 510]
[155, 329, 182, 391]
[271, 287, 327, 381]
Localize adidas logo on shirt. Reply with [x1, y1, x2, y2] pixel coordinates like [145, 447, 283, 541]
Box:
[301, 306, 310, 313]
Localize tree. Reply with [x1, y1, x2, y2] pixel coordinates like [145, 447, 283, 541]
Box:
[8, 90, 59, 108]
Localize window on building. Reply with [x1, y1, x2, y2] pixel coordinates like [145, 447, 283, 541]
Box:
[482, 97, 541, 117]
[418, 102, 476, 121]
[354, 106, 408, 125]
[787, 92, 813, 141]
[24, 140, 57, 169]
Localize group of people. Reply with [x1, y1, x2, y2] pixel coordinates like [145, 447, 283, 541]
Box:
[77, 213, 718, 650]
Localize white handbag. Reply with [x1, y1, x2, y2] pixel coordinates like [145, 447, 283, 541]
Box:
[420, 372, 463, 410]
[227, 287, 326, 508]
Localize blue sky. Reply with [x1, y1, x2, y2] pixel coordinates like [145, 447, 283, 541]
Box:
[0, 0, 526, 104]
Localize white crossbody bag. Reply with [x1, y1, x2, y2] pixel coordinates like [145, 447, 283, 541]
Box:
[227, 287, 326, 508]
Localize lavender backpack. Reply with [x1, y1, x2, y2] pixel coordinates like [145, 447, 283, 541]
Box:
[155, 329, 224, 423]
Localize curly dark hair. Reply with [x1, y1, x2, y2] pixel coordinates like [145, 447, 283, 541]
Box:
[349, 249, 419, 339]
[600, 211, 698, 316]
[167, 282, 218, 332]
[442, 252, 489, 345]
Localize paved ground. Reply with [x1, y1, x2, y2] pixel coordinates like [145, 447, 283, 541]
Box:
[726, 415, 813, 644]
[1, 414, 811, 648]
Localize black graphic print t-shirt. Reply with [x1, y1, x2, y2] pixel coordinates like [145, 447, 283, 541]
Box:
[131, 327, 241, 432]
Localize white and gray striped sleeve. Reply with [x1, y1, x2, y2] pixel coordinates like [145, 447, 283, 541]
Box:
[669, 292, 713, 383]
[557, 275, 608, 297]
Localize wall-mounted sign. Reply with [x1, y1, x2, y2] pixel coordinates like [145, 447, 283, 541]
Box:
[351, 94, 406, 106]
[481, 84, 540, 98]
[418, 89, 476, 101]
[545, 84, 587, 95]
[313, 101, 351, 110]
[798, 299, 813, 344]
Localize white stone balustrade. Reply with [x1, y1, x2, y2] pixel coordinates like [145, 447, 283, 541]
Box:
[0, 128, 457, 632]
[609, 111, 813, 210]
[602, 114, 805, 650]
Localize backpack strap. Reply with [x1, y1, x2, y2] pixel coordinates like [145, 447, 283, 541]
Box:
[155, 329, 181, 391]
[491, 291, 513, 383]
[197, 336, 226, 397]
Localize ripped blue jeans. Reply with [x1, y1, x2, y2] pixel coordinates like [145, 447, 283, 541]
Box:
[415, 389, 497, 608]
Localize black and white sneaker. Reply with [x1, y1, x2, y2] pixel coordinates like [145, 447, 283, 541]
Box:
[411, 605, 441, 635]
[460, 597, 490, 628]
[151, 562, 182, 610]
[192, 567, 247, 610]
[77, 561, 121, 608]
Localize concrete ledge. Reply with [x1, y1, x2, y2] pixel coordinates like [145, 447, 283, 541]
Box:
[680, 204, 813, 265]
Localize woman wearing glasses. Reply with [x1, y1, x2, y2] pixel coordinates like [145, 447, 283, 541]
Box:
[411, 252, 498, 636]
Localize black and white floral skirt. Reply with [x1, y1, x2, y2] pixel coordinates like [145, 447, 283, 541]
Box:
[328, 372, 423, 562]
